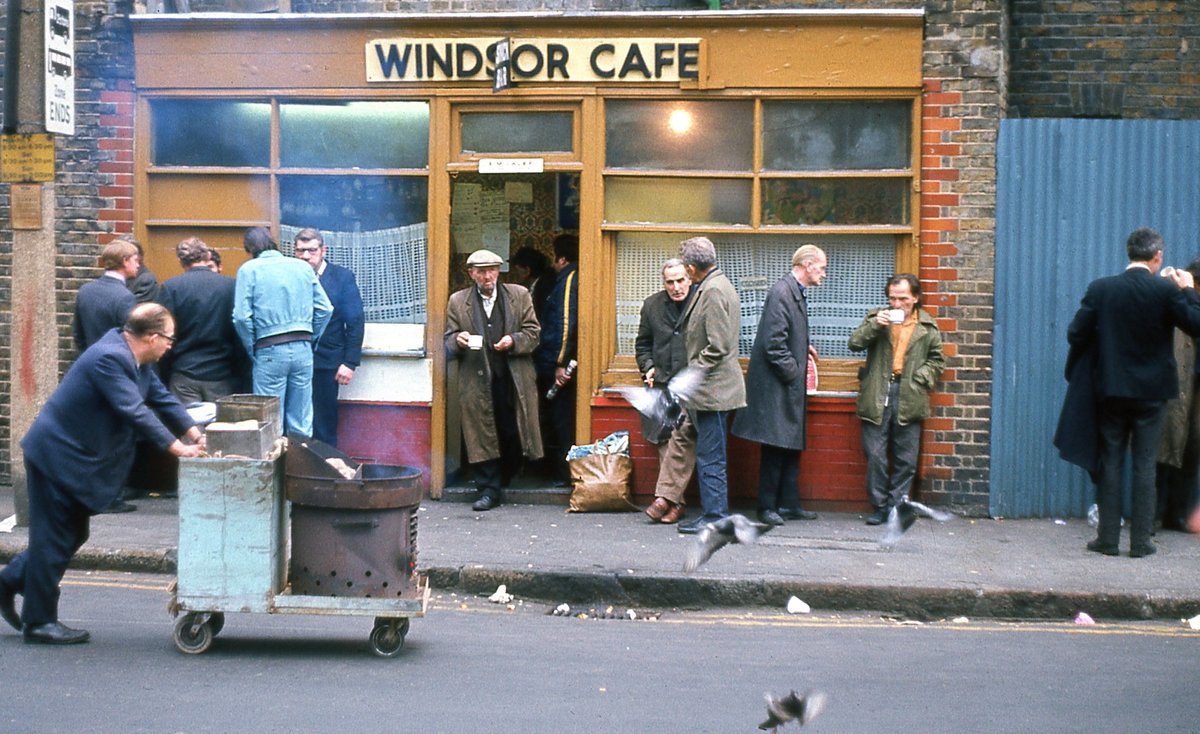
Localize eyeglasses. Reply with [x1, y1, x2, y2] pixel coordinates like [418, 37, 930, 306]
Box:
[155, 333, 177, 345]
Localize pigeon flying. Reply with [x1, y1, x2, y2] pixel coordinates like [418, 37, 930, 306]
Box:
[614, 366, 705, 440]
[880, 496, 954, 547]
[683, 513, 773, 572]
[759, 689, 827, 730]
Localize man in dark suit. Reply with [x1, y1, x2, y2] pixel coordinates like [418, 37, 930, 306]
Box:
[0, 303, 205, 644]
[533, 234, 580, 485]
[158, 236, 247, 402]
[293, 228, 365, 447]
[637, 258, 696, 525]
[732, 245, 826, 526]
[72, 239, 140, 352]
[1067, 227, 1200, 558]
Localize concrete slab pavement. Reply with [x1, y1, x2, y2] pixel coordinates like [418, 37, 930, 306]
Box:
[1, 487, 1198, 622]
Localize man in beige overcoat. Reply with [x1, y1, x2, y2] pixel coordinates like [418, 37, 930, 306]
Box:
[675, 237, 748, 535]
[445, 249, 543, 511]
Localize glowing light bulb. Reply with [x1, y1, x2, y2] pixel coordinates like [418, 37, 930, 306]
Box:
[666, 108, 693, 135]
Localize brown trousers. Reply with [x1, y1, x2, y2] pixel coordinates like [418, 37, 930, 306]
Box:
[654, 410, 696, 504]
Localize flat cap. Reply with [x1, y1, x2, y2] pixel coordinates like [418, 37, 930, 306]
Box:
[466, 249, 504, 267]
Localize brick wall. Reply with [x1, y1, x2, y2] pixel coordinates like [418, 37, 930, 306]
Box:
[1009, 0, 1200, 119]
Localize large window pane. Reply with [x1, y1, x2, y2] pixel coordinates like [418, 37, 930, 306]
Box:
[762, 178, 910, 225]
[280, 101, 429, 169]
[280, 175, 429, 325]
[615, 233, 896, 358]
[461, 111, 573, 154]
[151, 99, 270, 167]
[762, 101, 911, 171]
[605, 177, 750, 225]
[606, 100, 752, 170]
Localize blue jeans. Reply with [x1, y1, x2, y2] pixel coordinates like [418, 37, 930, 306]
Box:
[252, 340, 314, 437]
[693, 409, 731, 519]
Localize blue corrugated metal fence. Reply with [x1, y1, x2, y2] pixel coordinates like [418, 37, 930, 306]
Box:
[992, 119, 1200, 517]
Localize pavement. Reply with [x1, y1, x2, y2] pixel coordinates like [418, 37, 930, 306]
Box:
[1, 486, 1199, 622]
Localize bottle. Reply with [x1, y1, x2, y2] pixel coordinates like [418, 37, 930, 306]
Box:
[546, 359, 578, 400]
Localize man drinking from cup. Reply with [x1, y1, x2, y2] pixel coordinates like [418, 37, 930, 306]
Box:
[848, 274, 946, 525]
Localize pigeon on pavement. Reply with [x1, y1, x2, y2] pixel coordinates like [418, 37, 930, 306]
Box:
[758, 689, 827, 730]
[683, 513, 773, 572]
[880, 496, 954, 547]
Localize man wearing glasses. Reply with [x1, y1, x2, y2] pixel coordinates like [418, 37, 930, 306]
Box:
[0, 303, 205, 645]
[293, 228, 364, 448]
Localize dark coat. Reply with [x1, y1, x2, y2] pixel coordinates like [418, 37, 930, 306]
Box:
[635, 289, 691, 384]
[21, 328, 194, 513]
[1067, 267, 1200, 401]
[72, 275, 136, 351]
[315, 262, 365, 371]
[732, 275, 809, 450]
[158, 266, 246, 382]
[534, 262, 579, 378]
[634, 289, 692, 443]
[445, 283, 542, 464]
[1054, 341, 1100, 476]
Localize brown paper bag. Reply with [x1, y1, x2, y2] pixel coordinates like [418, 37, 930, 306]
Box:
[567, 453, 638, 512]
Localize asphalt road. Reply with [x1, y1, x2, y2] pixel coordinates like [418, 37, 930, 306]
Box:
[2, 571, 1198, 734]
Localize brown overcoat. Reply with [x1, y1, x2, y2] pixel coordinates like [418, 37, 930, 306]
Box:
[445, 283, 543, 464]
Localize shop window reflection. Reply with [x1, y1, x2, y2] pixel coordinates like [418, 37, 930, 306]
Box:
[605, 100, 752, 171]
[151, 99, 270, 167]
[762, 100, 911, 171]
[280, 100, 430, 169]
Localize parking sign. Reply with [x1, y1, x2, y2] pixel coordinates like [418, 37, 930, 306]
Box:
[45, 0, 74, 135]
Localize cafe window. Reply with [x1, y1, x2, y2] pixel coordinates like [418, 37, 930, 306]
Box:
[460, 111, 574, 155]
[602, 95, 917, 386]
[146, 98, 431, 325]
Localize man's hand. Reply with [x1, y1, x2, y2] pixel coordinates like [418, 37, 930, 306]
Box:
[1169, 268, 1196, 290]
[555, 365, 573, 387]
[169, 439, 204, 458]
[493, 335, 515, 352]
[644, 367, 657, 387]
[455, 331, 472, 349]
[335, 364, 355, 386]
[808, 345, 820, 362]
[874, 310, 892, 327]
[184, 427, 206, 449]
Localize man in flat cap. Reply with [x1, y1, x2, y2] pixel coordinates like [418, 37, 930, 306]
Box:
[445, 249, 543, 511]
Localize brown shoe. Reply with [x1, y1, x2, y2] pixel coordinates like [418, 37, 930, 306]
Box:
[660, 502, 685, 524]
[645, 497, 671, 522]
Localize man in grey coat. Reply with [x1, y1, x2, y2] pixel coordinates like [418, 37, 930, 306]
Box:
[732, 245, 826, 525]
[675, 237, 748, 535]
[445, 249, 543, 511]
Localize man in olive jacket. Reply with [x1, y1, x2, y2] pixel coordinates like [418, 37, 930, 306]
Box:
[675, 237, 747, 535]
[445, 249, 543, 511]
[848, 273, 945, 525]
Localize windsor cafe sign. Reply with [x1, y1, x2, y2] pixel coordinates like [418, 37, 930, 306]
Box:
[366, 37, 702, 85]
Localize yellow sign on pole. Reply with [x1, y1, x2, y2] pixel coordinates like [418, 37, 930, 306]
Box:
[1, 134, 55, 183]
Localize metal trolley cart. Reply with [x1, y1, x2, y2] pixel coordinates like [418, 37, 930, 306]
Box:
[171, 400, 428, 658]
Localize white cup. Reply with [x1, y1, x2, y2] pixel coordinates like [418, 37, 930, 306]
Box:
[466, 334, 484, 350]
[887, 308, 905, 324]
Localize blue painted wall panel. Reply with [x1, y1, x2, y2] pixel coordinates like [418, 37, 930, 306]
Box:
[992, 119, 1200, 517]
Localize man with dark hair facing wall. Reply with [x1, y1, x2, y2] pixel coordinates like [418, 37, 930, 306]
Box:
[0, 303, 205, 645]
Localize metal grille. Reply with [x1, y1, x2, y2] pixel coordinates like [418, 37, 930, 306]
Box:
[281, 223, 428, 324]
[615, 233, 897, 358]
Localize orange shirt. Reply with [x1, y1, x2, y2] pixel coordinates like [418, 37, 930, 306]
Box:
[889, 311, 918, 376]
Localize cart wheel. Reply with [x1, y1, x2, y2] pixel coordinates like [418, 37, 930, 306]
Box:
[369, 618, 409, 658]
[209, 612, 225, 637]
[174, 613, 215, 655]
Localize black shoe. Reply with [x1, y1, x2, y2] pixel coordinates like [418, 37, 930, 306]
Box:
[779, 507, 818, 521]
[1086, 539, 1119, 556]
[1129, 543, 1157, 558]
[757, 509, 785, 526]
[99, 498, 137, 514]
[472, 492, 501, 512]
[678, 515, 720, 535]
[23, 622, 90, 645]
[0, 582, 19, 631]
[865, 508, 888, 526]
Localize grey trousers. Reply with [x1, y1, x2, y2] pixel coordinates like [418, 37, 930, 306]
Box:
[654, 410, 696, 505]
[861, 381, 922, 510]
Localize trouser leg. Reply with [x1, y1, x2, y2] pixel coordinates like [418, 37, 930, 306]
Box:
[692, 410, 730, 518]
[1095, 399, 1130, 547]
[761, 444, 801, 512]
[311, 367, 340, 446]
[1128, 400, 1168, 549]
[889, 418, 924, 503]
[655, 411, 696, 504]
[20, 461, 90, 627]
